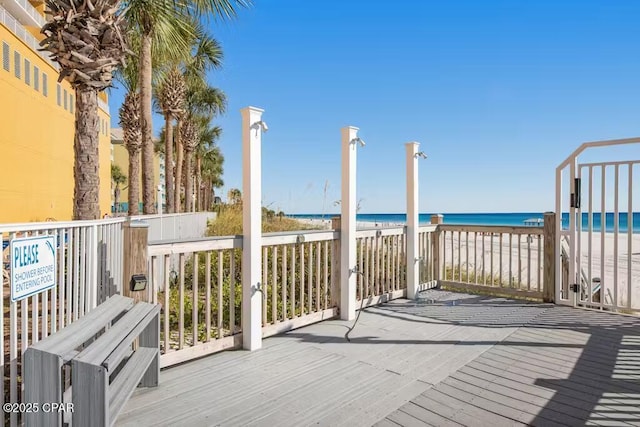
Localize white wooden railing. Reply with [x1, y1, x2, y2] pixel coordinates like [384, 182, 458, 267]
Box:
[0, 218, 125, 427]
[355, 227, 407, 304]
[260, 230, 339, 330]
[147, 235, 242, 367]
[437, 224, 547, 298]
[148, 229, 341, 368]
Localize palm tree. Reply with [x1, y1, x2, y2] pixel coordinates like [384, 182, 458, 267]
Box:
[176, 84, 226, 210]
[111, 164, 127, 213]
[227, 188, 242, 205]
[199, 145, 224, 210]
[173, 29, 225, 212]
[125, 0, 250, 214]
[156, 67, 186, 213]
[115, 57, 144, 216]
[41, 0, 127, 220]
[119, 92, 142, 215]
[194, 126, 222, 210]
[124, 1, 191, 215]
[179, 118, 199, 212]
[188, 118, 221, 211]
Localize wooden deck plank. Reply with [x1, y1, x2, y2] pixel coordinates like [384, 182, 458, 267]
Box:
[116, 291, 640, 427]
[120, 350, 347, 425]
[232, 362, 389, 427]
[397, 402, 463, 427]
[386, 409, 432, 427]
[458, 364, 629, 414]
[319, 379, 432, 427]
[412, 389, 527, 427]
[374, 418, 402, 427]
[450, 369, 593, 419]
[479, 348, 640, 394]
[469, 356, 640, 408]
[432, 382, 566, 427]
[442, 375, 586, 426]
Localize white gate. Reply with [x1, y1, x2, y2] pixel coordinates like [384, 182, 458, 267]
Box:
[555, 137, 640, 312]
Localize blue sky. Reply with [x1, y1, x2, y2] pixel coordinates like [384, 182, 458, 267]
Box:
[108, 0, 640, 214]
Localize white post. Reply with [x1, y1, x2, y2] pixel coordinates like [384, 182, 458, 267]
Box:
[554, 167, 562, 304]
[157, 185, 163, 216]
[569, 158, 577, 307]
[241, 106, 264, 350]
[341, 126, 359, 321]
[405, 142, 420, 299]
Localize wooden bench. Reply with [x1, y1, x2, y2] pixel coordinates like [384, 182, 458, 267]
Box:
[24, 294, 160, 427]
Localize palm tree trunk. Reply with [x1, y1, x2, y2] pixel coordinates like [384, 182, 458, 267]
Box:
[206, 181, 212, 209]
[114, 188, 120, 213]
[174, 120, 184, 212]
[196, 155, 202, 211]
[184, 150, 194, 213]
[73, 88, 101, 220]
[164, 114, 175, 213]
[140, 32, 155, 214]
[128, 148, 141, 215]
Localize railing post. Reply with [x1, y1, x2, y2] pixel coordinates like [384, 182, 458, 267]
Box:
[405, 142, 420, 299]
[543, 212, 556, 303]
[331, 216, 341, 310]
[91, 224, 99, 308]
[122, 220, 149, 303]
[341, 126, 360, 321]
[241, 106, 264, 351]
[431, 214, 443, 282]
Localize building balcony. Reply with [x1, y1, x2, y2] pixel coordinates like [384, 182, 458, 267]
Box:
[2, 0, 45, 29]
[98, 97, 109, 114]
[0, 4, 58, 70]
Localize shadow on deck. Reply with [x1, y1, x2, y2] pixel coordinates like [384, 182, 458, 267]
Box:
[118, 290, 640, 427]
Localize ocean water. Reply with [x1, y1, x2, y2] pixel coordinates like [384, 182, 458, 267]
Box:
[290, 212, 640, 233]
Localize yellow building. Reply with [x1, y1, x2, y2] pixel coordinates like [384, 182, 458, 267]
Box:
[0, 0, 111, 223]
[110, 128, 165, 213]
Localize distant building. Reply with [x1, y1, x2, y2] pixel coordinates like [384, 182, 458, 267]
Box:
[110, 128, 165, 213]
[0, 0, 112, 222]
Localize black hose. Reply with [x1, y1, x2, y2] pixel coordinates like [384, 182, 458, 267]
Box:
[345, 295, 367, 342]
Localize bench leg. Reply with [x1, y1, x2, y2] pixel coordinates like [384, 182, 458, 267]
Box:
[72, 360, 108, 427]
[139, 312, 160, 387]
[24, 349, 63, 427]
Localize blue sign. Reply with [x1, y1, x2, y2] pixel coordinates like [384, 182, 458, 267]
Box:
[10, 235, 57, 302]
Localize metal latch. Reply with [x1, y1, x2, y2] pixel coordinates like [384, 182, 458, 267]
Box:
[570, 284, 579, 293]
[570, 178, 581, 208]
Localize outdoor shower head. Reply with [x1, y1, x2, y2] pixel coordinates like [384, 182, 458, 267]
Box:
[351, 137, 366, 147]
[415, 152, 427, 159]
[252, 120, 268, 132]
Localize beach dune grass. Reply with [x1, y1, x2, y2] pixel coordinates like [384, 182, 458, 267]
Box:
[442, 264, 532, 290]
[207, 205, 321, 236]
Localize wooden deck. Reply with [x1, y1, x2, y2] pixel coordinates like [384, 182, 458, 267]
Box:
[117, 290, 640, 427]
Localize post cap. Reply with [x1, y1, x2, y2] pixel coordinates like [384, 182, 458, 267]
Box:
[125, 219, 149, 228]
[240, 106, 265, 113]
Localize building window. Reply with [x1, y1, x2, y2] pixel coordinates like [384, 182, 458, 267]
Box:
[14, 51, 20, 79]
[24, 59, 30, 85]
[63, 89, 68, 110]
[56, 84, 61, 105]
[70, 95, 74, 113]
[2, 42, 9, 72]
[33, 66, 39, 91]
[42, 73, 48, 96]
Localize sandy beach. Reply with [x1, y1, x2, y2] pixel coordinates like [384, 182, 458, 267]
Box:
[295, 216, 640, 309]
[438, 230, 640, 308]
[296, 218, 405, 230]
